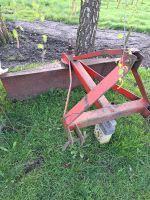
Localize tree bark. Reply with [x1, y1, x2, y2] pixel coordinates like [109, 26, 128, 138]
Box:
[76, 0, 101, 55]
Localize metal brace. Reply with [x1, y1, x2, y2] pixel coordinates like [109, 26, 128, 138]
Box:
[63, 125, 87, 151]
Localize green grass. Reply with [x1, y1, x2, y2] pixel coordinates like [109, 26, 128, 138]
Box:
[0, 67, 150, 200]
[1, 0, 150, 32]
[8, 63, 42, 73]
[0, 1, 149, 199]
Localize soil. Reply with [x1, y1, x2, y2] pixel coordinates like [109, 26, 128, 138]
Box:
[0, 21, 150, 68]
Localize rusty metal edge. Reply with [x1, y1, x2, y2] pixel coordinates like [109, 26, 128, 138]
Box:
[0, 58, 117, 78]
[0, 58, 117, 100]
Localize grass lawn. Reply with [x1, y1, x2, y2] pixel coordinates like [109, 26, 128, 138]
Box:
[0, 0, 150, 199]
[0, 0, 150, 33]
[0, 67, 150, 200]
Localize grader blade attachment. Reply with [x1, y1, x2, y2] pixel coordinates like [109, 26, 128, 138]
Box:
[0, 59, 117, 100]
[0, 48, 149, 149]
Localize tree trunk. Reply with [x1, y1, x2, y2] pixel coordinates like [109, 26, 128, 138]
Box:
[76, 0, 101, 55]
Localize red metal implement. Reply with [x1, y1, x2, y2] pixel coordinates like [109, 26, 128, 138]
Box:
[62, 49, 150, 147]
[0, 47, 149, 149]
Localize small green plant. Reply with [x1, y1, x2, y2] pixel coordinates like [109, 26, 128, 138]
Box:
[38, 34, 48, 62]
[42, 35, 47, 43]
[38, 43, 44, 49]
[70, 145, 85, 159]
[30, 1, 47, 62]
[12, 29, 19, 48]
[0, 5, 10, 45]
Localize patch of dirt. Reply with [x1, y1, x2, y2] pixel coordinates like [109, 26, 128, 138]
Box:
[0, 21, 150, 68]
[15, 156, 44, 182]
[24, 156, 44, 174]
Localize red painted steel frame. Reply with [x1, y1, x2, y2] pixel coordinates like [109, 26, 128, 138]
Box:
[73, 49, 124, 61]
[62, 49, 150, 132]
[69, 99, 149, 130]
[81, 61, 140, 101]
